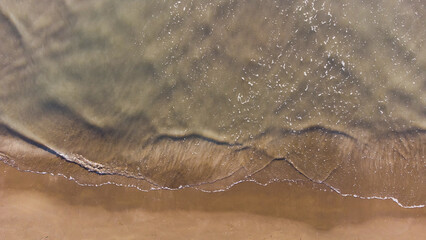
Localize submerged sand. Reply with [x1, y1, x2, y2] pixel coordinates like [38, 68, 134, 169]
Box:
[0, 1, 425, 238]
[0, 0, 425, 204]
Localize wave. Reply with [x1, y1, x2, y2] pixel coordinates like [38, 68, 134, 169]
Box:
[0, 123, 424, 208]
[0, 0, 425, 208]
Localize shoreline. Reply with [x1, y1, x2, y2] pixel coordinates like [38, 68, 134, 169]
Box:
[1, 162, 425, 239]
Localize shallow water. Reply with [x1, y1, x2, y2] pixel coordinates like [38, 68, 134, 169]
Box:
[0, 0, 425, 216]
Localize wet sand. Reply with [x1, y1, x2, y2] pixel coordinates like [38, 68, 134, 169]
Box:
[0, 0, 425, 238]
[1, 163, 425, 240]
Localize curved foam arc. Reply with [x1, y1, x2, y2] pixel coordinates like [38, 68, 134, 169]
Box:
[1, 152, 424, 209]
[0, 0, 425, 208]
[0, 122, 424, 208]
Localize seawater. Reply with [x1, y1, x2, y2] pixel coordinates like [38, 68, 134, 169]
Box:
[0, 0, 424, 207]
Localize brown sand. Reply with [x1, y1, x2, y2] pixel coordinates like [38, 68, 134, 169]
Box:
[1, 163, 425, 240]
[0, 1, 425, 238]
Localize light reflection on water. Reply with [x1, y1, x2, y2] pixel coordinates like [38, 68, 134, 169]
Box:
[0, 0, 425, 207]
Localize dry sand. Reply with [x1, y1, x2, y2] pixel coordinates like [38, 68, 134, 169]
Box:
[1, 163, 425, 240]
[1, 1, 425, 239]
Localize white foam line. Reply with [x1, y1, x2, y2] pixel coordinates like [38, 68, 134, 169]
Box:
[323, 183, 425, 209]
[1, 157, 424, 209]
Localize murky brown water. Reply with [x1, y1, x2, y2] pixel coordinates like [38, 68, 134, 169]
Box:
[0, 0, 425, 238]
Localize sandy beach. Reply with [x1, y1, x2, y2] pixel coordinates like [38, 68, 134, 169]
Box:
[1, 163, 425, 240]
[0, 0, 425, 239]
